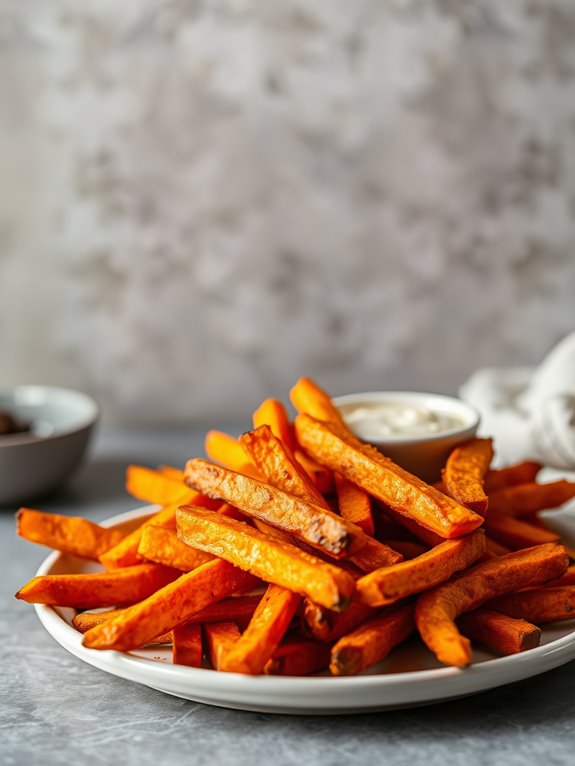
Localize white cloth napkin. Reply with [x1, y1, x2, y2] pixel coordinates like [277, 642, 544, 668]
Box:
[460, 332, 575, 470]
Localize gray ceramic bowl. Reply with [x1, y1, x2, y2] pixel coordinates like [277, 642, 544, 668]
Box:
[0, 386, 99, 507]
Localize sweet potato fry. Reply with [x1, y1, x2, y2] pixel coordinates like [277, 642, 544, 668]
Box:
[184, 459, 366, 557]
[252, 397, 333, 493]
[376, 505, 445, 547]
[172, 623, 203, 667]
[484, 461, 542, 493]
[73, 610, 173, 644]
[290, 376, 348, 429]
[100, 493, 221, 570]
[221, 585, 301, 674]
[73, 609, 125, 632]
[126, 465, 198, 506]
[356, 531, 486, 607]
[335, 474, 374, 536]
[138, 525, 213, 571]
[442, 438, 494, 515]
[486, 586, 575, 623]
[415, 543, 569, 667]
[73, 596, 261, 638]
[240, 426, 399, 570]
[16, 564, 180, 609]
[458, 609, 541, 654]
[252, 398, 298, 452]
[294, 451, 334, 495]
[485, 514, 560, 550]
[487, 480, 575, 517]
[16, 508, 125, 560]
[330, 604, 415, 676]
[204, 430, 259, 478]
[176, 507, 355, 611]
[302, 599, 376, 642]
[485, 537, 511, 557]
[265, 640, 331, 676]
[544, 565, 575, 587]
[205, 622, 241, 671]
[158, 465, 186, 481]
[240, 425, 327, 508]
[184, 595, 262, 628]
[295, 414, 483, 539]
[349, 537, 404, 572]
[82, 558, 258, 651]
[384, 540, 429, 560]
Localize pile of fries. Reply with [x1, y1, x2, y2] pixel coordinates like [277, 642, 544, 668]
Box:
[15, 378, 575, 676]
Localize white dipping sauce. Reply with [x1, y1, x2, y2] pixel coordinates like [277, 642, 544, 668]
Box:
[338, 400, 467, 440]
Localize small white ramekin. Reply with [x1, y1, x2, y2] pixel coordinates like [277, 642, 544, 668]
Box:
[333, 391, 480, 483]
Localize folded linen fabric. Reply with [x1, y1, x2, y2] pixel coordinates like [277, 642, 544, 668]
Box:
[460, 332, 575, 470]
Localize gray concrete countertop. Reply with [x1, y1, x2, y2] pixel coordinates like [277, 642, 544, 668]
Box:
[2, 429, 574, 766]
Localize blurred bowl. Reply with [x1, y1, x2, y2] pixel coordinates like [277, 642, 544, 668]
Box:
[333, 391, 480, 483]
[0, 386, 99, 506]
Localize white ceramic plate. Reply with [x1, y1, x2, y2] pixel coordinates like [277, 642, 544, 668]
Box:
[34, 506, 575, 715]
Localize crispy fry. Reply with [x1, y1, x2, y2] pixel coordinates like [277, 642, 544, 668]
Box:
[252, 397, 333, 493]
[458, 609, 541, 654]
[485, 514, 560, 550]
[330, 604, 415, 676]
[82, 559, 258, 651]
[241, 424, 398, 570]
[158, 465, 186, 482]
[205, 622, 241, 671]
[73, 609, 125, 632]
[100, 493, 221, 570]
[265, 640, 331, 676]
[72, 608, 167, 644]
[545, 565, 575, 587]
[16, 508, 125, 560]
[240, 426, 400, 571]
[253, 398, 298, 452]
[484, 462, 542, 493]
[488, 481, 575, 517]
[99, 505, 178, 569]
[184, 458, 366, 557]
[184, 596, 262, 628]
[349, 537, 403, 572]
[487, 586, 575, 623]
[204, 430, 259, 478]
[172, 623, 203, 667]
[73, 610, 173, 645]
[485, 537, 511, 557]
[302, 599, 375, 642]
[138, 525, 213, 571]
[290, 376, 348, 429]
[73, 596, 261, 640]
[294, 451, 334, 495]
[176, 507, 355, 611]
[415, 543, 569, 667]
[376, 505, 445, 547]
[384, 540, 429, 560]
[356, 531, 486, 607]
[442, 438, 493, 515]
[240, 425, 327, 508]
[16, 564, 179, 609]
[295, 414, 483, 539]
[221, 585, 301, 674]
[126, 465, 197, 506]
[335, 474, 374, 536]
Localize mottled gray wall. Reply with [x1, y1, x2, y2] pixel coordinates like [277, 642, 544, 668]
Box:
[1, 0, 574, 423]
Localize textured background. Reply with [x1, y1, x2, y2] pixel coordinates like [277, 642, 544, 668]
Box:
[1, 0, 574, 423]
